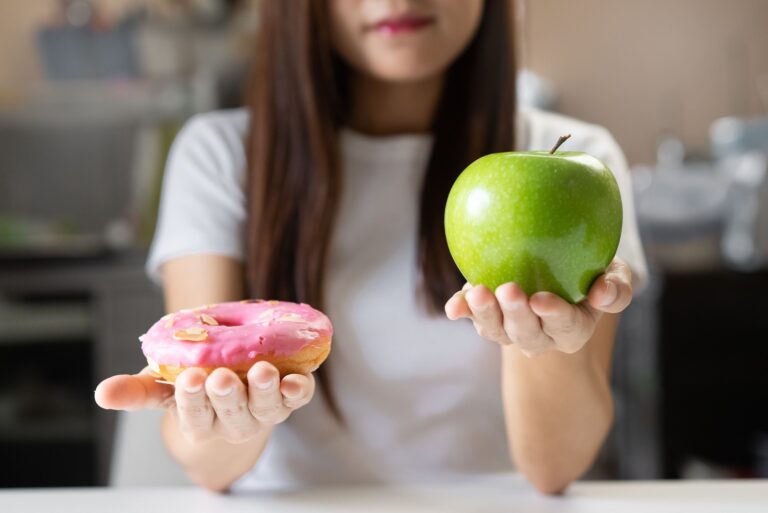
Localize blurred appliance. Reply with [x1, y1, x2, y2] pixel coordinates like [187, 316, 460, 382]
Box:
[0, 111, 138, 258]
[718, 152, 767, 270]
[711, 117, 768, 270]
[634, 116, 768, 273]
[633, 162, 730, 272]
[711, 116, 768, 157]
[37, 3, 141, 81]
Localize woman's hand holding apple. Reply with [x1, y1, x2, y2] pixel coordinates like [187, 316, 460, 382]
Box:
[445, 258, 633, 357]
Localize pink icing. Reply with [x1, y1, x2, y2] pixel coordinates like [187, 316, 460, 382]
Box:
[140, 300, 333, 367]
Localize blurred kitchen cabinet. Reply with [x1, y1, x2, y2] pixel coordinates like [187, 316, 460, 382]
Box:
[659, 269, 768, 478]
[0, 254, 163, 487]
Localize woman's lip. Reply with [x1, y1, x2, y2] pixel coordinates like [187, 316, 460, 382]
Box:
[367, 15, 436, 34]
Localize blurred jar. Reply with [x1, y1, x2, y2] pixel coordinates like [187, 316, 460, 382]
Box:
[633, 162, 730, 273]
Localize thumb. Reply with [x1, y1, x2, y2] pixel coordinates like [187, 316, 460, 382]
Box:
[95, 368, 174, 411]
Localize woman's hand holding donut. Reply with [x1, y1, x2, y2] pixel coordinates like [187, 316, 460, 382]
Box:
[444, 258, 633, 357]
[172, 363, 314, 444]
[95, 362, 314, 444]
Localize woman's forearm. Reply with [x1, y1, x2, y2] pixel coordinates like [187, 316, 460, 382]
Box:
[161, 412, 272, 492]
[501, 314, 618, 494]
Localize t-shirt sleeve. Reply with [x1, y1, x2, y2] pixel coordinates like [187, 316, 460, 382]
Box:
[583, 126, 649, 291]
[145, 112, 248, 285]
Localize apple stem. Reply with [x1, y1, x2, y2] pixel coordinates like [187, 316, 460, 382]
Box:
[550, 134, 572, 154]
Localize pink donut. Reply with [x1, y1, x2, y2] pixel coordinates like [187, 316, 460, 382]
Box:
[140, 300, 333, 382]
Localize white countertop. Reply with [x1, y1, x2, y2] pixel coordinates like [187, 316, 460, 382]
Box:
[1, 475, 767, 513]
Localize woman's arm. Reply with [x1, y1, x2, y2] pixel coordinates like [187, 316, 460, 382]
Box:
[96, 254, 315, 492]
[160, 254, 246, 313]
[500, 314, 616, 494]
[446, 259, 632, 494]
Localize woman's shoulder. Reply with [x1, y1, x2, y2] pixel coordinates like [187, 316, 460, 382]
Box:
[146, 109, 250, 284]
[169, 108, 250, 183]
[518, 108, 623, 162]
[183, 107, 249, 135]
[177, 108, 250, 155]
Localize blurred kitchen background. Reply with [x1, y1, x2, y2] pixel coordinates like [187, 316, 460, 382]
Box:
[0, 0, 766, 489]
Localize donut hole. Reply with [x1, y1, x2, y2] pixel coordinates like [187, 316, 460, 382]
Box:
[209, 316, 243, 327]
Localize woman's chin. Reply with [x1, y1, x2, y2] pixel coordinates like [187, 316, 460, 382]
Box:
[363, 60, 448, 84]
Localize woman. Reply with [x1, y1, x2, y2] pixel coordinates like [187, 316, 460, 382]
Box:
[96, 0, 646, 494]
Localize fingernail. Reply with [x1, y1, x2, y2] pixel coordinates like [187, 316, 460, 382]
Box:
[184, 384, 203, 394]
[256, 377, 275, 390]
[282, 386, 300, 399]
[500, 299, 520, 310]
[601, 281, 618, 306]
[213, 385, 233, 397]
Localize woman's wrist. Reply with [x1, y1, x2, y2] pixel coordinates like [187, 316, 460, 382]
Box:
[162, 411, 271, 492]
[502, 340, 600, 376]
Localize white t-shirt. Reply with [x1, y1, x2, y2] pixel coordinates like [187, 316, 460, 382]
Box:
[146, 108, 647, 489]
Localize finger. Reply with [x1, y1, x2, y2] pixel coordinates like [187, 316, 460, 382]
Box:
[94, 367, 174, 411]
[206, 368, 260, 444]
[280, 373, 315, 410]
[587, 259, 633, 314]
[495, 283, 554, 353]
[174, 367, 214, 441]
[247, 362, 288, 425]
[445, 287, 472, 320]
[530, 291, 595, 353]
[465, 285, 508, 343]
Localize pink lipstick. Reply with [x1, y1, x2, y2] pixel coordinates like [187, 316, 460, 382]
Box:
[368, 14, 435, 35]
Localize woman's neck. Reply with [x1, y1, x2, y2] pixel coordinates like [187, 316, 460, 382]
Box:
[348, 73, 444, 136]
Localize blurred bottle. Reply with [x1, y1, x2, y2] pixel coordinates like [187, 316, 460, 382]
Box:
[711, 117, 768, 271]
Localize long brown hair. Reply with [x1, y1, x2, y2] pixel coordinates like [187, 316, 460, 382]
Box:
[245, 0, 516, 410]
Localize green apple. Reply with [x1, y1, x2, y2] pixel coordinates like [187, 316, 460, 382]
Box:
[444, 136, 623, 304]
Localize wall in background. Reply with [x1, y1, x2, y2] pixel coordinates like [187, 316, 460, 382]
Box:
[0, 2, 52, 100]
[524, 0, 768, 164]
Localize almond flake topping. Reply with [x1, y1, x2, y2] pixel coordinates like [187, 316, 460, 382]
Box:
[199, 313, 219, 326]
[164, 315, 175, 329]
[147, 357, 161, 373]
[296, 329, 319, 339]
[173, 327, 209, 342]
[277, 313, 304, 323]
[256, 309, 275, 322]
